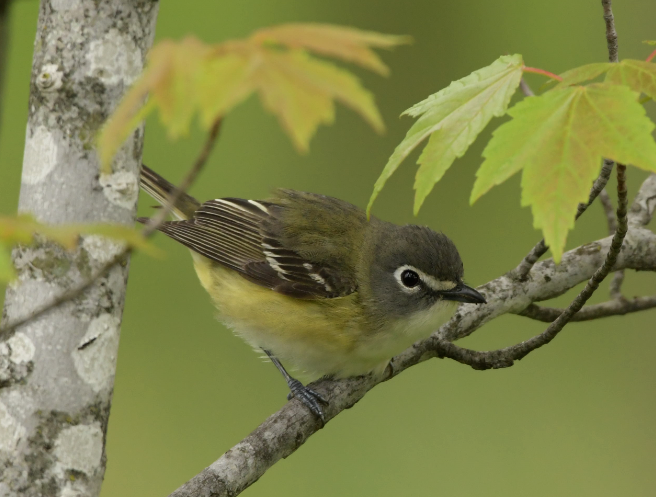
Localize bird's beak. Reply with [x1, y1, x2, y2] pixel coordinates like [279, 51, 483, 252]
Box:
[441, 284, 486, 304]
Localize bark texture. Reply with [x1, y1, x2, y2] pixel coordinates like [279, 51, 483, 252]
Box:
[0, 1, 159, 496]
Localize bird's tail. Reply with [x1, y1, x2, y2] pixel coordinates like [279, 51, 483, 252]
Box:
[139, 165, 201, 221]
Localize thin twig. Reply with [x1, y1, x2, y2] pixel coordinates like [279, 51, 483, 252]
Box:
[598, 188, 626, 298]
[519, 78, 535, 97]
[0, 119, 223, 337]
[598, 189, 617, 234]
[512, 159, 615, 279]
[602, 0, 619, 63]
[143, 119, 222, 236]
[517, 296, 656, 322]
[608, 271, 625, 300]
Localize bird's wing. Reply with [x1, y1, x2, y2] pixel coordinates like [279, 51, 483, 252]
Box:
[154, 197, 358, 299]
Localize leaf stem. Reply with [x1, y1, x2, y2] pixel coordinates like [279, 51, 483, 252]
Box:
[522, 66, 563, 81]
[646, 48, 656, 63]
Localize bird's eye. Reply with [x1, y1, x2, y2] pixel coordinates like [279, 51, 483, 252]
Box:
[400, 269, 420, 288]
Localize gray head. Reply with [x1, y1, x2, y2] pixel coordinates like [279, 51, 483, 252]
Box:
[366, 223, 485, 319]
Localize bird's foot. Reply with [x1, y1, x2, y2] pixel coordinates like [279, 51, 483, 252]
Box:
[287, 378, 328, 422]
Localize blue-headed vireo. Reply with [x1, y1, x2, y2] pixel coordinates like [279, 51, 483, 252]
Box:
[139, 166, 485, 420]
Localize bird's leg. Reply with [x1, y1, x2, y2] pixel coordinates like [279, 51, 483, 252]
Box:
[262, 349, 328, 422]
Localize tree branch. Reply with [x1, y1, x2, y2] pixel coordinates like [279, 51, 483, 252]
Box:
[0, 119, 223, 339]
[517, 296, 656, 322]
[599, 189, 617, 234]
[602, 0, 619, 63]
[598, 189, 626, 298]
[0, 2, 160, 495]
[629, 173, 656, 227]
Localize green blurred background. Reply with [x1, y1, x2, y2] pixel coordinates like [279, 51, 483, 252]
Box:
[2, 1, 656, 496]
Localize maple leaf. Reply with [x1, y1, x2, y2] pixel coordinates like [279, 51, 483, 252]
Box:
[367, 54, 523, 216]
[251, 23, 411, 76]
[552, 59, 656, 102]
[99, 24, 408, 172]
[605, 59, 656, 100]
[0, 215, 160, 282]
[472, 83, 656, 262]
[552, 63, 612, 89]
[99, 38, 212, 170]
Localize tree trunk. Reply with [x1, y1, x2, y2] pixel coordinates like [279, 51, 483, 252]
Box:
[0, 1, 158, 495]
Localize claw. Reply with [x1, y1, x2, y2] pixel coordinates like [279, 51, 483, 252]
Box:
[262, 348, 329, 422]
[287, 378, 328, 421]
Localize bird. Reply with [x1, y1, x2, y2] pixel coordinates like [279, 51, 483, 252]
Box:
[138, 165, 485, 420]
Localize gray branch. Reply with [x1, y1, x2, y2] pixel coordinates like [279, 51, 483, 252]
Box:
[629, 173, 656, 227]
[0, 2, 159, 496]
[517, 296, 656, 322]
[599, 189, 617, 234]
[602, 0, 619, 63]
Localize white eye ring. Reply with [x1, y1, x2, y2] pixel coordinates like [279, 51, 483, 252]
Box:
[394, 265, 458, 293]
[394, 265, 422, 293]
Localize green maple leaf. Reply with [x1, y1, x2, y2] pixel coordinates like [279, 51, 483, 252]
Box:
[605, 59, 656, 101]
[367, 54, 523, 216]
[472, 83, 656, 262]
[552, 63, 613, 89]
[552, 60, 656, 102]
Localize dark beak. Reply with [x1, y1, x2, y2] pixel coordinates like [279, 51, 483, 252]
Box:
[441, 284, 486, 304]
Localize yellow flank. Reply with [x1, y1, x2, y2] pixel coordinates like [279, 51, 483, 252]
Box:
[190, 253, 375, 377]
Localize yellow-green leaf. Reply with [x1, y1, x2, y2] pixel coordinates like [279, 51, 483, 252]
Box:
[98, 24, 407, 171]
[367, 54, 523, 216]
[552, 63, 612, 89]
[151, 38, 212, 138]
[0, 214, 161, 269]
[605, 59, 656, 100]
[251, 23, 411, 76]
[197, 54, 255, 128]
[97, 37, 210, 173]
[472, 84, 656, 262]
[643, 40, 656, 46]
[73, 224, 162, 257]
[256, 50, 384, 152]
